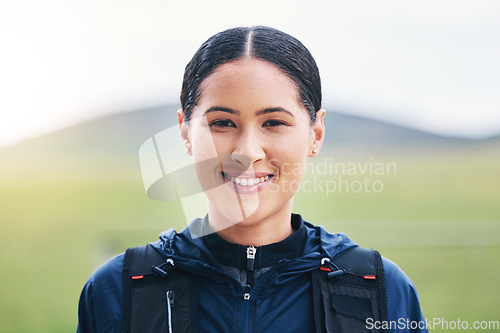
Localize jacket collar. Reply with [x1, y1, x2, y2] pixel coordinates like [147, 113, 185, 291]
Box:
[202, 214, 306, 270]
[155, 214, 357, 271]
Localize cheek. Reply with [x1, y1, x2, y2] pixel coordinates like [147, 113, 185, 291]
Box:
[189, 122, 218, 159]
[190, 128, 233, 158]
[274, 130, 311, 156]
[267, 153, 307, 197]
[270, 144, 308, 178]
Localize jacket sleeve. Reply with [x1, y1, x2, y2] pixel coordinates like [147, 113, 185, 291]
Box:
[77, 253, 125, 333]
[383, 257, 428, 333]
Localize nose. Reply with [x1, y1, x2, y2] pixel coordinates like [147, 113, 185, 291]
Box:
[231, 129, 265, 166]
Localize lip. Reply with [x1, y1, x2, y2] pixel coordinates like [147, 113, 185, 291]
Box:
[222, 171, 274, 179]
[221, 171, 275, 194]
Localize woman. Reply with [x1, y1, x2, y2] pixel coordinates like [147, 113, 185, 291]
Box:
[78, 26, 427, 333]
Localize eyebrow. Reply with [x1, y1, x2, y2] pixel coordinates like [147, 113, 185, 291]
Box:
[204, 106, 294, 117]
[256, 107, 294, 117]
[204, 106, 238, 115]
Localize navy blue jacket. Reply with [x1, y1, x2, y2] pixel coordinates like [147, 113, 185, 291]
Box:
[78, 215, 428, 332]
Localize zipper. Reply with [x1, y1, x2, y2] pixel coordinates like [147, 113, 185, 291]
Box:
[166, 290, 175, 333]
[243, 285, 251, 300]
[176, 257, 252, 300]
[244, 245, 256, 300]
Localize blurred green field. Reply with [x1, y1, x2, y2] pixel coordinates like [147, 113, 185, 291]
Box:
[1, 145, 499, 332]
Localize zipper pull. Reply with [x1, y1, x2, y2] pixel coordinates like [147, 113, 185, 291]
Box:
[243, 284, 251, 301]
[246, 245, 256, 271]
[166, 290, 175, 307]
[166, 291, 175, 333]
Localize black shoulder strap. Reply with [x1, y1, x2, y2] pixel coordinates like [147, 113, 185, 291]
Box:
[311, 269, 326, 333]
[314, 247, 388, 333]
[374, 250, 389, 331]
[331, 246, 376, 276]
[125, 244, 167, 277]
[121, 245, 198, 333]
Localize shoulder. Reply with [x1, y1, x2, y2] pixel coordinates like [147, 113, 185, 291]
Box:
[89, 252, 125, 288]
[382, 257, 416, 297]
[77, 253, 125, 333]
[382, 257, 427, 331]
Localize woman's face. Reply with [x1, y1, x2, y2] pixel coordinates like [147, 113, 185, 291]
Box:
[179, 58, 325, 230]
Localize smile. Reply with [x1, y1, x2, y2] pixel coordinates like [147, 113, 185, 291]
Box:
[223, 173, 272, 186]
[221, 171, 275, 192]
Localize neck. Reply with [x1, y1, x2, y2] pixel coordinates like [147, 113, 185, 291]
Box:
[207, 200, 294, 246]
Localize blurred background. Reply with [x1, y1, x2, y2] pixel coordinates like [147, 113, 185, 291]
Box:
[1, 1, 499, 332]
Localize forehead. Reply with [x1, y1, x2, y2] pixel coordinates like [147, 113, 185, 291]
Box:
[197, 58, 301, 110]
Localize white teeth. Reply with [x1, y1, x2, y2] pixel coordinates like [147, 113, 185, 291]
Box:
[225, 173, 271, 187]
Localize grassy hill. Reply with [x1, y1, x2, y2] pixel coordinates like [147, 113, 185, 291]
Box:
[1, 105, 476, 156]
[1, 106, 499, 332]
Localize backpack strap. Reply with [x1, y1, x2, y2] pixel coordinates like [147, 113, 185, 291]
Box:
[374, 250, 389, 331]
[121, 244, 198, 333]
[311, 269, 326, 333]
[331, 246, 376, 276]
[125, 243, 167, 276]
[314, 246, 388, 333]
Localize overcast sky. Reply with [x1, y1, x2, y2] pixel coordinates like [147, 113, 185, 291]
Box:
[1, 0, 499, 148]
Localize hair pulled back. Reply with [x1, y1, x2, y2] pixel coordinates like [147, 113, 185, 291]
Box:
[180, 26, 322, 124]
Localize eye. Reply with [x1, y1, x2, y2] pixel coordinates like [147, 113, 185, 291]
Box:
[263, 119, 287, 127]
[210, 119, 236, 128]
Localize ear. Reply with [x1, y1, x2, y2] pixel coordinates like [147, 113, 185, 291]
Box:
[308, 108, 326, 157]
[177, 109, 192, 155]
[177, 109, 189, 140]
